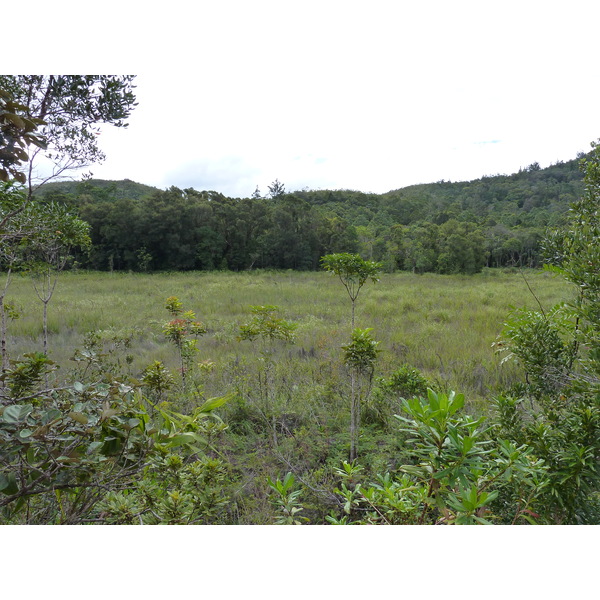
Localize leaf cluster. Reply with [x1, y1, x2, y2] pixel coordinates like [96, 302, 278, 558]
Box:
[321, 253, 382, 302]
[0, 88, 46, 183]
[238, 305, 297, 343]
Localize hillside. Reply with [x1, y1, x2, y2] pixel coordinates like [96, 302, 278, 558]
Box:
[34, 155, 586, 274]
[34, 178, 159, 201]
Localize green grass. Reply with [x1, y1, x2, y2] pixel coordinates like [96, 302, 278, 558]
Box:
[2, 267, 575, 524]
[4, 267, 570, 406]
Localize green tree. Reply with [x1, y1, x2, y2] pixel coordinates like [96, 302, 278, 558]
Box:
[494, 140, 600, 523]
[342, 327, 380, 460]
[0, 75, 137, 195]
[321, 253, 382, 328]
[321, 254, 381, 460]
[268, 179, 285, 198]
[238, 305, 297, 447]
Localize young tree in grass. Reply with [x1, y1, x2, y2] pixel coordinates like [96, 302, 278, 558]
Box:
[342, 327, 380, 460]
[26, 203, 91, 358]
[162, 296, 207, 392]
[321, 253, 382, 328]
[322, 254, 382, 459]
[238, 305, 297, 447]
[0, 187, 89, 372]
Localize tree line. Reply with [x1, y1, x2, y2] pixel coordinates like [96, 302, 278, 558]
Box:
[36, 156, 584, 275]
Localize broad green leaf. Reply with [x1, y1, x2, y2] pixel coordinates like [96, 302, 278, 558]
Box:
[160, 433, 199, 448]
[2, 404, 33, 423]
[100, 408, 118, 421]
[0, 472, 19, 495]
[198, 393, 233, 413]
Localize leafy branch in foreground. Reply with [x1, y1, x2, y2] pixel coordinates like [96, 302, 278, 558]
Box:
[326, 389, 548, 525]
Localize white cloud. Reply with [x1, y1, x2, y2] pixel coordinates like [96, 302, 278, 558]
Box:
[19, 0, 600, 196]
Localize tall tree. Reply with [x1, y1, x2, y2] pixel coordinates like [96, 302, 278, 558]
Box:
[0, 76, 137, 195]
[268, 179, 285, 199]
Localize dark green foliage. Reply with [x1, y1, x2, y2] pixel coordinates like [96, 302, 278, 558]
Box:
[326, 390, 547, 525]
[496, 307, 573, 398]
[342, 328, 380, 375]
[0, 88, 46, 183]
[29, 153, 585, 275]
[0, 352, 56, 398]
[0, 365, 232, 524]
[0, 76, 137, 180]
[383, 364, 430, 398]
[488, 140, 600, 523]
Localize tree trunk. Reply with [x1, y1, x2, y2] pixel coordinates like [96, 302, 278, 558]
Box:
[349, 369, 357, 461]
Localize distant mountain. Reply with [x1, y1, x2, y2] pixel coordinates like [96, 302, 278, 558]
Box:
[30, 152, 589, 274]
[293, 155, 585, 229]
[34, 178, 159, 201]
[34, 155, 586, 226]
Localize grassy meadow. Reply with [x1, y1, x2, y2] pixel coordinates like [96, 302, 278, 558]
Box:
[3, 267, 576, 523]
[6, 267, 570, 408]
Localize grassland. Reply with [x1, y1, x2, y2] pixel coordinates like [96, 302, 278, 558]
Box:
[6, 267, 570, 406]
[3, 267, 575, 523]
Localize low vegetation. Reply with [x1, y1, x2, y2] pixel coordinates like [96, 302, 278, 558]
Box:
[2, 76, 599, 525]
[0, 266, 579, 524]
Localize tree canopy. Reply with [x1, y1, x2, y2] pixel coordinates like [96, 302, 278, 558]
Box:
[0, 76, 137, 192]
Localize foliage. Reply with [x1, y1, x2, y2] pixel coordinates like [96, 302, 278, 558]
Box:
[342, 328, 380, 375]
[33, 151, 586, 275]
[238, 305, 297, 343]
[0, 352, 56, 398]
[0, 88, 46, 184]
[162, 296, 207, 389]
[494, 306, 573, 398]
[492, 392, 600, 523]
[238, 305, 297, 447]
[341, 328, 380, 461]
[383, 364, 430, 398]
[141, 360, 174, 404]
[326, 389, 548, 525]
[98, 453, 233, 525]
[267, 179, 286, 199]
[489, 140, 600, 523]
[0, 75, 137, 188]
[323, 252, 381, 459]
[0, 348, 232, 524]
[266, 472, 308, 524]
[321, 253, 382, 305]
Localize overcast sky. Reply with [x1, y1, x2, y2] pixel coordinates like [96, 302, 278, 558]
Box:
[15, 0, 600, 197]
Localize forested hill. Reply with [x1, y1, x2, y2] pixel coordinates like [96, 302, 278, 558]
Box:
[34, 156, 585, 274]
[35, 178, 159, 201]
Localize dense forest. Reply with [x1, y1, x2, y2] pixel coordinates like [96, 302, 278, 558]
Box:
[35, 156, 585, 274]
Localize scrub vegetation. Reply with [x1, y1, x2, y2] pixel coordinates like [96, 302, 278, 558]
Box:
[2, 76, 600, 525]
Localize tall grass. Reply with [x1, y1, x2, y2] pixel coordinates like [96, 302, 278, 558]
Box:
[4, 268, 570, 407]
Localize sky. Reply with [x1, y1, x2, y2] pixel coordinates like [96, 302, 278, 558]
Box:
[11, 0, 600, 198]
